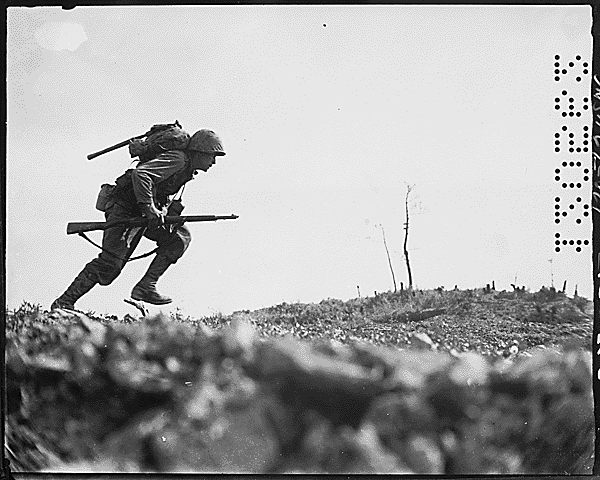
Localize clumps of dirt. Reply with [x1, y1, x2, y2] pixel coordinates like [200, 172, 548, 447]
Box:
[5, 301, 594, 474]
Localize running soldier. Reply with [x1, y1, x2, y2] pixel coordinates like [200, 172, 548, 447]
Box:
[51, 128, 226, 310]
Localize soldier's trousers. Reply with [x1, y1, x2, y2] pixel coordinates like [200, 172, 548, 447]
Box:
[82, 202, 191, 286]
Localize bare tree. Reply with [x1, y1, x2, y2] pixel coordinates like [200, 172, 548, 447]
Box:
[378, 224, 397, 292]
[403, 184, 414, 289]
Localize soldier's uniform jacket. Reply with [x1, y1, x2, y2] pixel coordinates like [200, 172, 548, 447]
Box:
[81, 149, 195, 286]
[112, 149, 196, 215]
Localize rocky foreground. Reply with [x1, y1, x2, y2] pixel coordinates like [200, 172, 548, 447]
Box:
[5, 288, 595, 474]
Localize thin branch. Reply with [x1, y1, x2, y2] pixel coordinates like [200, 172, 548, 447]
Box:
[124, 298, 148, 317]
[379, 224, 397, 293]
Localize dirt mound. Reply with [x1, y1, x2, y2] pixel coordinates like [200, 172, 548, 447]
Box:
[5, 298, 594, 474]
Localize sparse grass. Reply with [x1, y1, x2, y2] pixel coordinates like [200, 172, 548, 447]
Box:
[570, 295, 591, 314]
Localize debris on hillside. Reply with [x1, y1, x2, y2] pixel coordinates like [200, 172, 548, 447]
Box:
[5, 291, 594, 474]
[397, 308, 447, 323]
[409, 332, 437, 350]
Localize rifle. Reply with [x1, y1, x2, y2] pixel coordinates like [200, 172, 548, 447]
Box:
[67, 214, 239, 235]
[87, 121, 182, 161]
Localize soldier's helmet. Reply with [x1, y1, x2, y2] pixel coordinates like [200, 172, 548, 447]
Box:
[188, 129, 226, 156]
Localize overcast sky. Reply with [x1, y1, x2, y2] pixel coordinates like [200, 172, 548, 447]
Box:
[7, 6, 593, 318]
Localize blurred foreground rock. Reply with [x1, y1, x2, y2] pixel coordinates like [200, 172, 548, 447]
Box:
[5, 305, 594, 474]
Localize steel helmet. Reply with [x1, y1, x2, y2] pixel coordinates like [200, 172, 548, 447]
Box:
[188, 129, 226, 156]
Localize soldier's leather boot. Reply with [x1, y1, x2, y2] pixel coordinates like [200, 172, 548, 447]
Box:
[51, 270, 97, 310]
[131, 255, 173, 305]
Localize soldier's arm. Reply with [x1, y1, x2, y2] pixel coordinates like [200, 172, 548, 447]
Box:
[131, 150, 187, 206]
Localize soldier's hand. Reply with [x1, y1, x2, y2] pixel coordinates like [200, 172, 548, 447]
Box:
[141, 204, 165, 230]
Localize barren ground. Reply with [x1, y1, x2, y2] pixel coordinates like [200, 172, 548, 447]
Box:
[5, 287, 595, 474]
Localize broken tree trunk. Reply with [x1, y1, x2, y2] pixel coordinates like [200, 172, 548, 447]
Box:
[403, 186, 413, 289]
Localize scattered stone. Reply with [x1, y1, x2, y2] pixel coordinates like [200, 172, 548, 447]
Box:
[410, 332, 436, 350]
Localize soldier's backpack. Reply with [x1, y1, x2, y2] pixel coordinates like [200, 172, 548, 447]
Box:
[95, 122, 190, 212]
[128, 121, 191, 163]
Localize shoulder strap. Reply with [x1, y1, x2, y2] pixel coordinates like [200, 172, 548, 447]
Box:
[174, 184, 186, 202]
[172, 154, 194, 202]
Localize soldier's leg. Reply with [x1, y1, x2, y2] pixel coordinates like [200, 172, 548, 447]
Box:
[50, 269, 97, 311]
[131, 225, 191, 305]
[51, 205, 145, 310]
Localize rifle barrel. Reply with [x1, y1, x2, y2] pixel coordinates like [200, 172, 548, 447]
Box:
[66, 214, 239, 235]
[86, 121, 181, 161]
[87, 133, 146, 161]
[87, 140, 131, 161]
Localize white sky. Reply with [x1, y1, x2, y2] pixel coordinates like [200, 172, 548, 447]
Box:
[7, 6, 593, 317]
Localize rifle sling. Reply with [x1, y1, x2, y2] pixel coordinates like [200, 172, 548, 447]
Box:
[78, 232, 159, 262]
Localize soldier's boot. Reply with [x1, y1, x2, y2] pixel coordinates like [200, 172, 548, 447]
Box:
[51, 270, 97, 311]
[131, 255, 173, 305]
